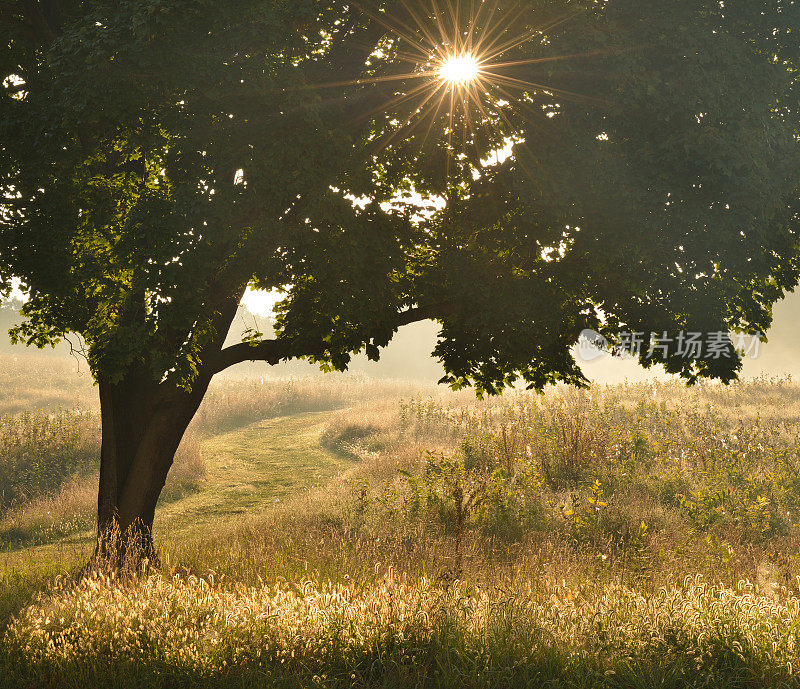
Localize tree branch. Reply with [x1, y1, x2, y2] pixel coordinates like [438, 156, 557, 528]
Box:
[208, 303, 447, 375]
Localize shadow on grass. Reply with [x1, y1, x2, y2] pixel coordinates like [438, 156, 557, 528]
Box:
[0, 638, 787, 689]
[0, 522, 93, 552]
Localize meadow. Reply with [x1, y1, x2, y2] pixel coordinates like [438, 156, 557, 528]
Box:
[3, 354, 800, 687]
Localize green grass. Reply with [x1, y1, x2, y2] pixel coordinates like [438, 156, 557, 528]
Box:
[161, 411, 351, 528]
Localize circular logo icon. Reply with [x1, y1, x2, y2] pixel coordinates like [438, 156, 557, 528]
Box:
[577, 329, 609, 362]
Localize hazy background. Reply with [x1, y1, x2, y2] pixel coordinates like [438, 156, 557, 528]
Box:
[2, 290, 799, 384]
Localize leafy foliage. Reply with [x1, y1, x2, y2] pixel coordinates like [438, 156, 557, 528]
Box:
[0, 0, 797, 394]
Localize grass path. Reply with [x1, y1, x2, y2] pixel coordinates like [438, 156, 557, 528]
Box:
[0, 410, 347, 571]
[160, 411, 349, 531]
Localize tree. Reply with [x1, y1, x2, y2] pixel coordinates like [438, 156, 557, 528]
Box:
[1, 0, 798, 564]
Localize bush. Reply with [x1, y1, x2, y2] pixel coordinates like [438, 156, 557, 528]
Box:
[321, 421, 390, 459]
[395, 431, 546, 559]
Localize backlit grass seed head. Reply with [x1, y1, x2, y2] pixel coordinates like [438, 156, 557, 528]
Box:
[7, 573, 800, 680]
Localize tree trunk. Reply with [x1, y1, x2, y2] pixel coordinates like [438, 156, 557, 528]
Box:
[94, 366, 210, 570]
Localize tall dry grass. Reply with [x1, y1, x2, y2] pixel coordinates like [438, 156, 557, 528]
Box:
[0, 354, 96, 415]
[0, 411, 99, 511]
[162, 379, 800, 594]
[192, 375, 434, 434]
[0, 412, 204, 547]
[4, 569, 800, 688]
[0, 373, 425, 550]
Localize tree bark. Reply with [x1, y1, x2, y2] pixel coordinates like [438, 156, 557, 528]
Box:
[94, 366, 210, 570]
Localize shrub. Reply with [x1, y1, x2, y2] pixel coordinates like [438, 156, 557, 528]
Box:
[320, 421, 386, 458]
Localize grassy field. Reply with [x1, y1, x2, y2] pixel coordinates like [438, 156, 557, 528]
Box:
[3, 355, 800, 686]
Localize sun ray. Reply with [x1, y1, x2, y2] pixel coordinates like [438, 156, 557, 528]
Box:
[284, 69, 437, 93]
[485, 78, 583, 178]
[348, 0, 433, 59]
[459, 92, 470, 162]
[381, 45, 433, 66]
[342, 36, 431, 67]
[464, 3, 478, 56]
[396, 0, 441, 49]
[488, 80, 548, 130]
[340, 38, 417, 63]
[479, 69, 608, 107]
[478, 9, 582, 64]
[462, 0, 479, 54]
[445, 0, 462, 53]
[468, 0, 509, 58]
[472, 102, 513, 166]
[419, 84, 454, 152]
[473, 1, 537, 62]
[483, 79, 557, 156]
[446, 86, 457, 182]
[486, 91, 548, 187]
[359, 78, 440, 127]
[284, 0, 614, 191]
[384, 3, 447, 62]
[430, 0, 456, 54]
[461, 87, 489, 173]
[486, 46, 631, 71]
[487, 81, 576, 164]
[372, 82, 448, 153]
[473, 0, 506, 60]
[465, 77, 500, 129]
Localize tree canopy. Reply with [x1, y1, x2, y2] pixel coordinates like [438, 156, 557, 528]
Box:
[1, 0, 799, 394]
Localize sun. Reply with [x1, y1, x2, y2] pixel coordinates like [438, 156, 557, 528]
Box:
[438, 54, 480, 86]
[298, 1, 599, 178]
